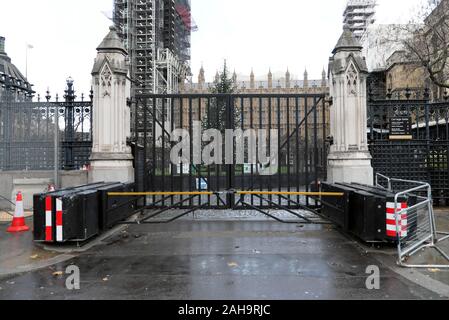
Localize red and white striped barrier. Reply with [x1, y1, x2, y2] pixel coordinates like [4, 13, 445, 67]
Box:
[386, 202, 408, 238]
[56, 198, 63, 242]
[45, 196, 53, 241]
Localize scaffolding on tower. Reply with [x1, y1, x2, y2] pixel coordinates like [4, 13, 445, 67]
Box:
[343, 0, 377, 40]
[113, 0, 196, 96]
[114, 0, 197, 147]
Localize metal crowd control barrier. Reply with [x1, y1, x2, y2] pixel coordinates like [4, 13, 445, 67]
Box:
[437, 231, 449, 244]
[376, 173, 449, 268]
[377, 173, 449, 246]
[107, 191, 344, 225]
[375, 173, 392, 191]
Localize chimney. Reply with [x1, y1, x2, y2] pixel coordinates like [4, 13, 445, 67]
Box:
[0, 36, 5, 54]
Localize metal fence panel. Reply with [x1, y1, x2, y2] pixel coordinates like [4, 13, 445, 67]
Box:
[368, 95, 449, 205]
[0, 100, 92, 171]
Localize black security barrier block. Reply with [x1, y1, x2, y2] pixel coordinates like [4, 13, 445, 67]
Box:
[34, 182, 120, 243]
[58, 189, 100, 242]
[321, 183, 352, 231]
[322, 182, 415, 243]
[338, 183, 404, 243]
[346, 183, 418, 243]
[98, 183, 137, 231]
[347, 190, 386, 242]
[33, 194, 51, 242]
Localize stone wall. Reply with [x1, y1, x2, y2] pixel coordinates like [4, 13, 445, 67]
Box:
[0, 171, 88, 211]
[386, 62, 427, 97]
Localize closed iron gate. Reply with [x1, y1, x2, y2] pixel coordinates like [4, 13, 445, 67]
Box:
[368, 92, 449, 205]
[131, 93, 329, 210]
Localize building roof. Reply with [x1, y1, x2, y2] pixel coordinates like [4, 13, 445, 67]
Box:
[187, 79, 326, 91]
[333, 28, 363, 54]
[97, 26, 127, 54]
[0, 36, 33, 93]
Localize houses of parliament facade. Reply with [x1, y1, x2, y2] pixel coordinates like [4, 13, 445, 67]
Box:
[175, 67, 330, 145]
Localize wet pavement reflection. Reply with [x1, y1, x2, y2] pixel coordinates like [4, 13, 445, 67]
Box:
[0, 221, 442, 300]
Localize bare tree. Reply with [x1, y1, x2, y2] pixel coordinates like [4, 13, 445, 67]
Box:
[393, 0, 449, 89]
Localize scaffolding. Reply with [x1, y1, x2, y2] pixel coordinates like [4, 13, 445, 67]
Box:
[114, 0, 192, 96]
[343, 0, 377, 39]
[114, 0, 193, 149]
[154, 48, 188, 94]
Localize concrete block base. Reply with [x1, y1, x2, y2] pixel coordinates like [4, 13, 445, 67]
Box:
[327, 151, 374, 185]
[89, 153, 134, 184]
[0, 171, 89, 212]
[11, 178, 52, 213]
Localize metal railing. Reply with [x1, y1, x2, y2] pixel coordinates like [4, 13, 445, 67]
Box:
[376, 173, 449, 268]
[0, 80, 93, 171]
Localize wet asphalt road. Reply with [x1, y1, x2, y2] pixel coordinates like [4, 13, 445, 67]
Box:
[0, 221, 443, 300]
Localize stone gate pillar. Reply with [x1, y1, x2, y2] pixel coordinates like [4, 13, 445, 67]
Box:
[89, 26, 134, 183]
[327, 28, 374, 185]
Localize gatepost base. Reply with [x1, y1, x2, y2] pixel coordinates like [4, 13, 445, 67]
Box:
[327, 151, 374, 185]
[89, 153, 134, 184]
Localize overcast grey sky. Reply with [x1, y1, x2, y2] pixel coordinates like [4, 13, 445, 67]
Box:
[0, 0, 423, 96]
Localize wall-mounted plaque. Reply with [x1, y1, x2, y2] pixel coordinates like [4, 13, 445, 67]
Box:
[389, 117, 412, 140]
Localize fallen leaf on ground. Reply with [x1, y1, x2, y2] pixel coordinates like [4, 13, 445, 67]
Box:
[428, 268, 441, 273]
[30, 255, 39, 259]
[228, 262, 239, 268]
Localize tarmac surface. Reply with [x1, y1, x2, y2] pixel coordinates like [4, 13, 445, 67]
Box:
[1, 215, 448, 300]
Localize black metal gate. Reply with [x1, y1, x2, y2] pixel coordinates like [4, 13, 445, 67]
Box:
[368, 91, 449, 205]
[132, 93, 329, 210]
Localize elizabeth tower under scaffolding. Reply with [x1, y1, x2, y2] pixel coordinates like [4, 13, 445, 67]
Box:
[343, 0, 376, 39]
[113, 0, 192, 96]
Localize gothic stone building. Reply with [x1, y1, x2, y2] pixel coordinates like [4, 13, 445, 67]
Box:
[370, 0, 449, 101]
[177, 68, 330, 145]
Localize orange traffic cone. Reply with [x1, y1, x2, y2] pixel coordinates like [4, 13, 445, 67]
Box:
[7, 192, 30, 233]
